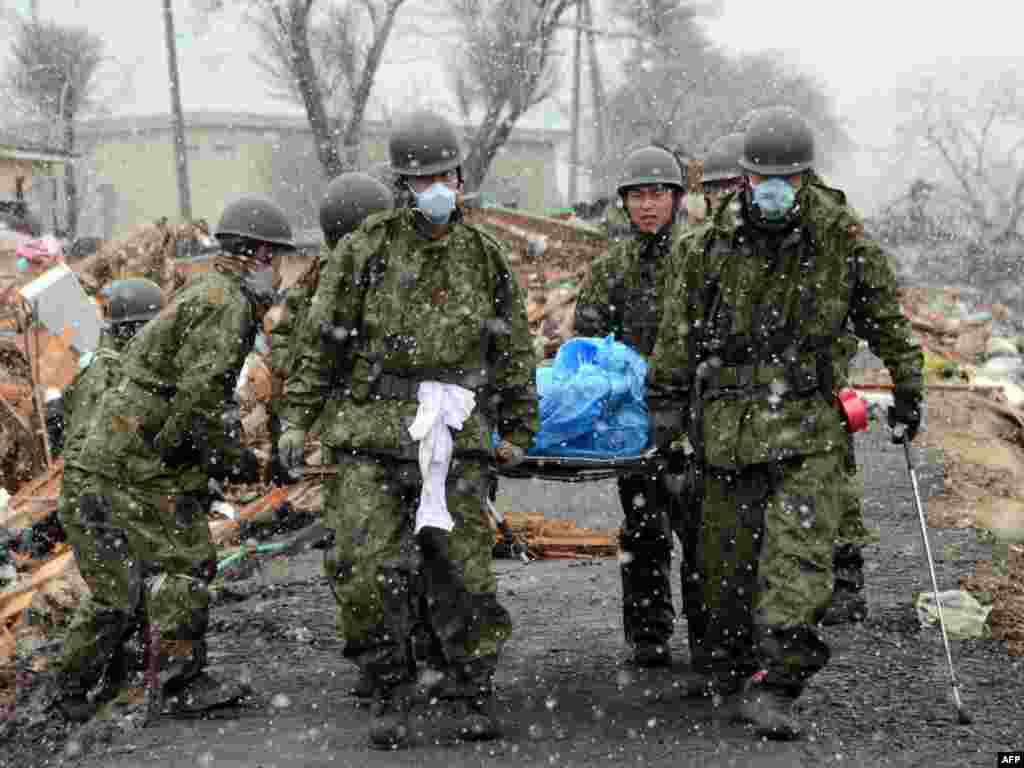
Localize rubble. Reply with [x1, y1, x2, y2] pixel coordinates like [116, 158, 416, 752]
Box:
[497, 511, 619, 559]
[0, 339, 46, 494]
[74, 218, 215, 298]
[467, 207, 608, 358]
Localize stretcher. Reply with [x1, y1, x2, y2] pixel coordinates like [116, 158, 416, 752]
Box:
[495, 446, 663, 482]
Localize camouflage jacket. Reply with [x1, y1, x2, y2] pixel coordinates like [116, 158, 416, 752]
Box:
[269, 212, 391, 377]
[60, 333, 127, 465]
[573, 223, 678, 360]
[74, 270, 258, 492]
[280, 208, 539, 456]
[269, 245, 332, 377]
[652, 183, 923, 469]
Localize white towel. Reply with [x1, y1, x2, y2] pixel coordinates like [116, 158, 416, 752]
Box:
[407, 381, 476, 533]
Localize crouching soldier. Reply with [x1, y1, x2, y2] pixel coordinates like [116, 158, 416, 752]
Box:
[34, 197, 296, 727]
[276, 111, 538, 749]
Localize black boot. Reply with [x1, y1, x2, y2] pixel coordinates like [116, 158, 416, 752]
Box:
[728, 675, 802, 741]
[163, 672, 251, 716]
[369, 683, 418, 750]
[430, 659, 502, 744]
[433, 692, 501, 744]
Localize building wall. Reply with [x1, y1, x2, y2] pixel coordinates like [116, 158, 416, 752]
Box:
[76, 115, 565, 240]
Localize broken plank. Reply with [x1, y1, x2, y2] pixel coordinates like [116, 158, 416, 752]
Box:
[0, 551, 74, 619]
[0, 592, 33, 624]
[209, 485, 293, 546]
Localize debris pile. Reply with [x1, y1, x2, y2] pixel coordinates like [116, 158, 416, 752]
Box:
[961, 546, 1024, 656]
[0, 340, 46, 493]
[468, 207, 608, 358]
[74, 218, 215, 297]
[498, 511, 619, 559]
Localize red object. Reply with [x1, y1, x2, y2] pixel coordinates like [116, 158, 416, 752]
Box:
[837, 388, 869, 433]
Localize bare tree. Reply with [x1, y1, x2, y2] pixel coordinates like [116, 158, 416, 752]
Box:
[596, 1, 845, 196]
[447, 0, 576, 192]
[243, 0, 407, 179]
[3, 18, 105, 236]
[906, 73, 1024, 245]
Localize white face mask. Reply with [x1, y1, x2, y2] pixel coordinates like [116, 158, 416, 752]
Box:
[415, 182, 457, 224]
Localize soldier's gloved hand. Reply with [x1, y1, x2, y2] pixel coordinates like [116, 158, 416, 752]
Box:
[887, 390, 923, 444]
[662, 435, 697, 500]
[495, 440, 525, 467]
[227, 448, 261, 484]
[277, 423, 307, 482]
[153, 424, 193, 468]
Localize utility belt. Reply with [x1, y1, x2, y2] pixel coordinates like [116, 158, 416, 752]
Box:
[369, 369, 487, 402]
[698, 360, 821, 400]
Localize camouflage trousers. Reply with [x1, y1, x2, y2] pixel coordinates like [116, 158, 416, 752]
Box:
[56, 467, 216, 698]
[618, 472, 702, 654]
[692, 452, 842, 695]
[322, 452, 512, 692]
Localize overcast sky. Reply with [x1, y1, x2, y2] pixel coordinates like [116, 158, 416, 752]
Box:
[5, 0, 1024, 210]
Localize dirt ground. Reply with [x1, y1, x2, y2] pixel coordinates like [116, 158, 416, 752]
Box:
[5, 416, 1023, 768]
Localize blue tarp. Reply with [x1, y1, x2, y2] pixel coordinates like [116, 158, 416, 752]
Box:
[530, 336, 650, 458]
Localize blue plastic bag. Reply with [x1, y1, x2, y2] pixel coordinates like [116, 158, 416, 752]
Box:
[530, 336, 650, 458]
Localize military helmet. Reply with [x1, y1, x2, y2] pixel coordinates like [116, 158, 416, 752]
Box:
[738, 106, 815, 176]
[617, 146, 685, 195]
[107, 278, 164, 325]
[388, 111, 463, 176]
[702, 132, 746, 184]
[214, 196, 296, 249]
[319, 172, 394, 246]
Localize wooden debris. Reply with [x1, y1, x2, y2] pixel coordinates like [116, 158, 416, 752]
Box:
[497, 511, 619, 559]
[74, 218, 213, 297]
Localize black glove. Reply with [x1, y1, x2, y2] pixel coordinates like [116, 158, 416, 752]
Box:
[887, 390, 922, 444]
[227, 448, 262, 484]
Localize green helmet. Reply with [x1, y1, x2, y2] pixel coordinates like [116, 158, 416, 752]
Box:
[214, 196, 296, 249]
[388, 111, 463, 177]
[738, 107, 815, 176]
[319, 172, 394, 247]
[617, 146, 685, 196]
[702, 132, 746, 184]
[107, 278, 164, 325]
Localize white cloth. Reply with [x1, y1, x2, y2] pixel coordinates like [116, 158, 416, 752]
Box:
[407, 381, 477, 533]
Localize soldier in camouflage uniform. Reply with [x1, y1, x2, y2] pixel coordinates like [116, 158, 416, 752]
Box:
[276, 111, 537, 750]
[698, 134, 876, 624]
[50, 197, 294, 721]
[652, 107, 923, 739]
[574, 145, 698, 670]
[0, 281, 165, 581]
[267, 172, 394, 483]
